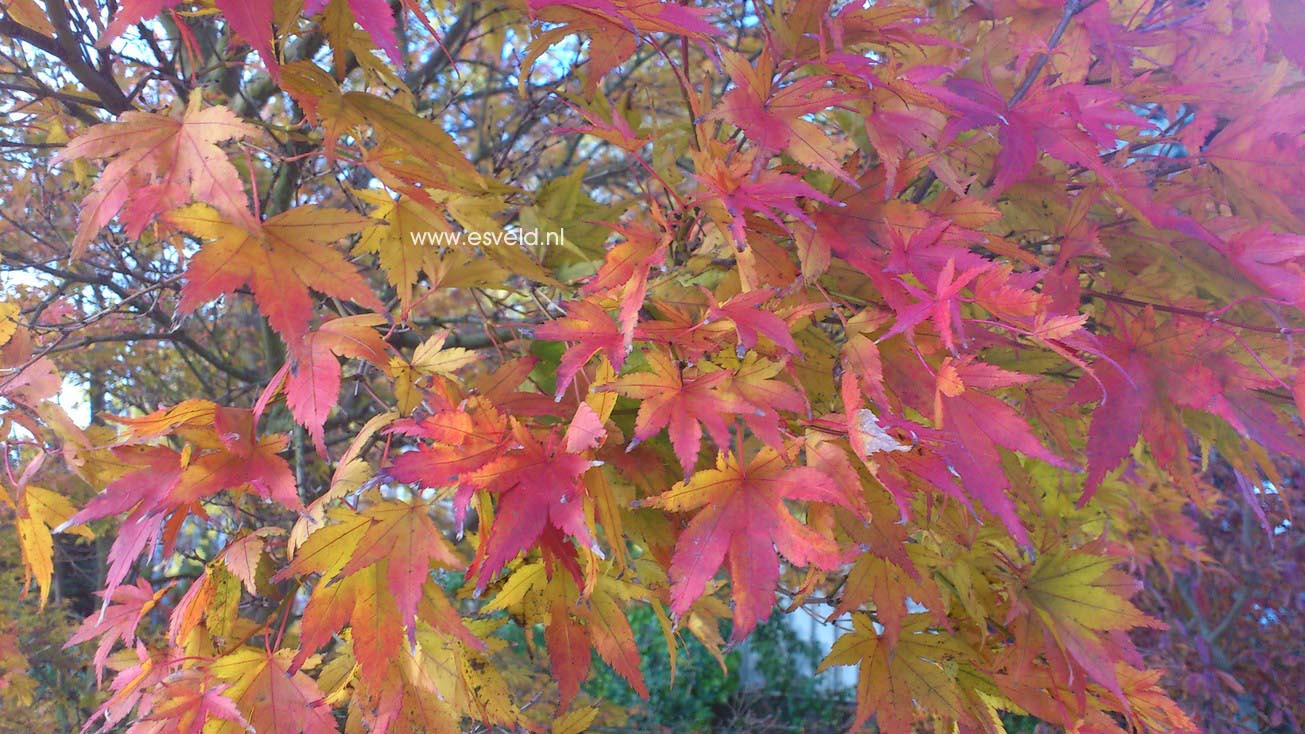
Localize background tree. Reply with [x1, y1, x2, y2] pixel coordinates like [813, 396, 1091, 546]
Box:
[1136, 459, 1303, 734]
[0, 0, 1302, 732]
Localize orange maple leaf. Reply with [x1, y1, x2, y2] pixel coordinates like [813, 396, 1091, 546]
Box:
[166, 203, 385, 342]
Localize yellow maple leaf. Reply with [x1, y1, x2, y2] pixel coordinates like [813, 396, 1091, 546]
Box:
[15, 485, 93, 609]
[820, 613, 969, 734]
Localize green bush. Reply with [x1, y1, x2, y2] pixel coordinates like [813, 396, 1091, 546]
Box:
[586, 607, 853, 733]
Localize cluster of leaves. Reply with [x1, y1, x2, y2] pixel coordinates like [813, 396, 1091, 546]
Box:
[0, 0, 1301, 732]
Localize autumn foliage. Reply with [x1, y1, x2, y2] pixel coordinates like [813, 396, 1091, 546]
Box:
[0, 0, 1302, 732]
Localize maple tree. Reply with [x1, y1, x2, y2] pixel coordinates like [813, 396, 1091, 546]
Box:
[0, 0, 1302, 732]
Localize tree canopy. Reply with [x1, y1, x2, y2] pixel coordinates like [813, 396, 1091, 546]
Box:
[0, 0, 1302, 732]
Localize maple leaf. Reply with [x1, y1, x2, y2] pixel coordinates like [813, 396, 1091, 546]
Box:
[580, 219, 669, 356]
[1113, 665, 1200, 734]
[108, 399, 220, 442]
[565, 401, 608, 453]
[823, 53, 955, 195]
[306, 0, 403, 66]
[353, 189, 450, 314]
[535, 298, 628, 400]
[296, 564, 404, 682]
[126, 673, 250, 734]
[409, 627, 520, 726]
[208, 648, 337, 734]
[585, 573, 650, 700]
[285, 314, 392, 455]
[552, 706, 601, 734]
[217, 528, 281, 593]
[525, 0, 720, 89]
[938, 79, 1143, 195]
[290, 522, 482, 676]
[66, 446, 181, 527]
[879, 255, 992, 350]
[1077, 342, 1153, 501]
[277, 66, 483, 193]
[1072, 315, 1261, 503]
[53, 97, 258, 256]
[66, 578, 168, 682]
[1295, 364, 1305, 418]
[1211, 223, 1305, 305]
[102, 1, 278, 78]
[694, 147, 837, 249]
[487, 560, 649, 705]
[607, 348, 743, 475]
[172, 435, 302, 509]
[387, 329, 482, 414]
[11, 484, 90, 608]
[64, 419, 300, 611]
[930, 358, 1067, 545]
[581, 221, 668, 297]
[60, 447, 183, 606]
[1007, 547, 1163, 704]
[556, 94, 654, 153]
[819, 613, 969, 734]
[710, 49, 853, 179]
[77, 643, 171, 734]
[387, 402, 512, 506]
[830, 498, 943, 646]
[408, 329, 481, 377]
[633, 297, 729, 359]
[643, 447, 846, 639]
[463, 421, 601, 590]
[546, 590, 591, 710]
[350, 654, 464, 734]
[1, 0, 53, 35]
[712, 352, 805, 449]
[704, 287, 801, 355]
[285, 497, 463, 648]
[166, 203, 385, 341]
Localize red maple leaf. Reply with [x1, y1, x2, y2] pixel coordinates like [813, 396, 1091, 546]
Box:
[103, 0, 278, 78]
[284, 314, 392, 455]
[526, 0, 720, 89]
[463, 421, 600, 590]
[66, 578, 169, 682]
[933, 359, 1068, 545]
[581, 219, 670, 356]
[535, 298, 628, 400]
[1212, 223, 1305, 306]
[643, 447, 848, 639]
[938, 79, 1144, 194]
[129, 673, 251, 734]
[607, 348, 743, 475]
[704, 287, 801, 355]
[710, 49, 854, 180]
[694, 147, 837, 249]
[51, 98, 258, 256]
